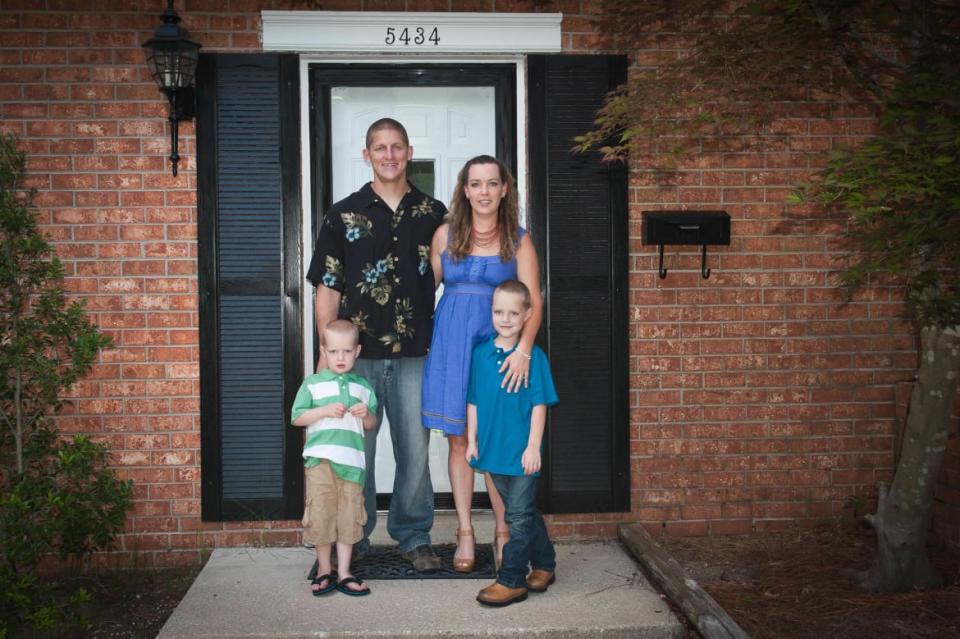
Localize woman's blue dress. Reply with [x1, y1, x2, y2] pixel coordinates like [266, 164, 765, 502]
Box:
[421, 229, 524, 436]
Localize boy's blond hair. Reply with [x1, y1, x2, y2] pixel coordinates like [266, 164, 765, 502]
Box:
[493, 280, 532, 309]
[323, 319, 360, 347]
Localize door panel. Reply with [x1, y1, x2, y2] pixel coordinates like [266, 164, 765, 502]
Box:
[331, 86, 495, 203]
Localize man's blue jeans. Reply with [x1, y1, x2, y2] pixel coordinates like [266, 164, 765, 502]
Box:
[353, 356, 434, 553]
[490, 472, 556, 589]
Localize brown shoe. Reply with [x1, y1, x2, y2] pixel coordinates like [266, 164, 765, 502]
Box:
[476, 581, 528, 607]
[526, 569, 556, 592]
[452, 528, 475, 574]
[401, 544, 441, 573]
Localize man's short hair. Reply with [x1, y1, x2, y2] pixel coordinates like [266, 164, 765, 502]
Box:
[323, 319, 360, 347]
[365, 118, 410, 149]
[493, 280, 532, 309]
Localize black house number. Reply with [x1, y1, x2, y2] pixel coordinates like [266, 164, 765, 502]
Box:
[385, 26, 440, 46]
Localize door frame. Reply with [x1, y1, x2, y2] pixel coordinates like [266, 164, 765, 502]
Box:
[302, 60, 521, 508]
[299, 56, 526, 377]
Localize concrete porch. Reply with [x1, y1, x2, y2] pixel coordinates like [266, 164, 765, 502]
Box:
[158, 513, 684, 638]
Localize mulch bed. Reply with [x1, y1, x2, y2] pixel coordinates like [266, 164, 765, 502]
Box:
[656, 524, 960, 639]
[62, 564, 204, 638]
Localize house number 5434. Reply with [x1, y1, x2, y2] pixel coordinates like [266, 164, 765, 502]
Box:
[385, 26, 440, 46]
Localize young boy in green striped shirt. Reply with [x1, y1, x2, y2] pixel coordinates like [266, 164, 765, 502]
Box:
[292, 319, 378, 596]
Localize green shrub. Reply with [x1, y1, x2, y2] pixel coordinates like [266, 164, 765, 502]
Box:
[1, 133, 133, 636]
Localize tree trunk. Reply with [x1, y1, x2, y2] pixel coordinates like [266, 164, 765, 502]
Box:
[864, 324, 960, 592]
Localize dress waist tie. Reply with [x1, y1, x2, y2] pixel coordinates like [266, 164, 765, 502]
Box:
[443, 282, 495, 296]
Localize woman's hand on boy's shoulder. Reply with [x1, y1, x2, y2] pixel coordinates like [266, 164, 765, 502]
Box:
[499, 350, 531, 393]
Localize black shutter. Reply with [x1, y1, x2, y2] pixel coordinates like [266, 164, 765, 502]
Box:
[197, 54, 303, 521]
[528, 55, 630, 514]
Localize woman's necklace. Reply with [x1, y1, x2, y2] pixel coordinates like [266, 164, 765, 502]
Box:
[471, 223, 499, 249]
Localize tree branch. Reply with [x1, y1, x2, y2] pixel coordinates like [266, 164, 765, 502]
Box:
[846, 22, 909, 73]
[2, 409, 15, 437]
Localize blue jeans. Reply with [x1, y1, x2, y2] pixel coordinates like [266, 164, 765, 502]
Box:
[490, 473, 556, 589]
[353, 357, 434, 553]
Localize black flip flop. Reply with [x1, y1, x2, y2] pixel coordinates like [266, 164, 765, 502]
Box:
[311, 572, 338, 597]
[336, 576, 371, 597]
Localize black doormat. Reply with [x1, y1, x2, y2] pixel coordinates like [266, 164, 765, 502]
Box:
[306, 543, 495, 580]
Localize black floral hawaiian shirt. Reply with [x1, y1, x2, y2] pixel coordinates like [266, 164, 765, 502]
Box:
[306, 182, 445, 359]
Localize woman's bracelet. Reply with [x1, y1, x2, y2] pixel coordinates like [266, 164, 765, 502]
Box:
[515, 348, 532, 360]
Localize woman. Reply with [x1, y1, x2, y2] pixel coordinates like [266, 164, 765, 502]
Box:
[422, 155, 543, 572]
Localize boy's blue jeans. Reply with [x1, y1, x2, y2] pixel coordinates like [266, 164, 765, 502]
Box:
[490, 472, 556, 589]
[353, 356, 434, 554]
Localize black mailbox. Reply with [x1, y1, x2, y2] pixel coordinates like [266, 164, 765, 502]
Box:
[642, 210, 731, 279]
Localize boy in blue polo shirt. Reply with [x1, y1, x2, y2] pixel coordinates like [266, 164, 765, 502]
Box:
[465, 280, 559, 607]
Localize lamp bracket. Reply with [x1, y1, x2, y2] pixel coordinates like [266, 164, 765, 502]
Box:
[164, 86, 195, 121]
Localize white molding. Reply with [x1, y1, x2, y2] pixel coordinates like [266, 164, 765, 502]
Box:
[263, 11, 561, 53]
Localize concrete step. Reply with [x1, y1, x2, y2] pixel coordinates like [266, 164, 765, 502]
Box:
[159, 513, 683, 639]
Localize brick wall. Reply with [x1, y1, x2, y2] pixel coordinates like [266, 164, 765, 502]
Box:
[1, 0, 956, 566]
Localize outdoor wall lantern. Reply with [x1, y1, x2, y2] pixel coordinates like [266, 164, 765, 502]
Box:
[142, 1, 201, 177]
[642, 210, 731, 279]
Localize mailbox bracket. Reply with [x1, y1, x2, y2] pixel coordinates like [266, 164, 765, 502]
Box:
[643, 211, 731, 280]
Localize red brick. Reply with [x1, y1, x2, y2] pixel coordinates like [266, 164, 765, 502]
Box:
[149, 415, 197, 431]
[76, 191, 120, 206]
[121, 399, 169, 414]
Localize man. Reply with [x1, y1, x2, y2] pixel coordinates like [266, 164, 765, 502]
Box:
[306, 118, 444, 572]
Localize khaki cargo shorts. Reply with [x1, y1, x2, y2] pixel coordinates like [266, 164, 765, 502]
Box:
[302, 461, 366, 546]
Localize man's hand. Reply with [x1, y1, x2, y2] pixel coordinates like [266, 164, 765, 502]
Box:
[316, 349, 328, 373]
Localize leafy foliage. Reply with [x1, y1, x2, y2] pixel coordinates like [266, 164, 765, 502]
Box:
[581, 0, 960, 326]
[0, 133, 132, 635]
[803, 69, 960, 326]
[1, 134, 114, 475]
[578, 1, 957, 162]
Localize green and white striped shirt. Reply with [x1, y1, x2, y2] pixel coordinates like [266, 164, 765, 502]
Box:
[290, 369, 378, 485]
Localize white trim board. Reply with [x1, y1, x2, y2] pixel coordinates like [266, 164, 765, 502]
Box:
[262, 10, 562, 53]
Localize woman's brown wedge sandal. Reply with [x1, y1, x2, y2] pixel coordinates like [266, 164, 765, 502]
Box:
[452, 528, 476, 573]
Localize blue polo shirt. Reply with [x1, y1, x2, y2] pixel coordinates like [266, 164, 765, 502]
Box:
[467, 337, 559, 477]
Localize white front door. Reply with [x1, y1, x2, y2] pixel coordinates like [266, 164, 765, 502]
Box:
[330, 86, 496, 496]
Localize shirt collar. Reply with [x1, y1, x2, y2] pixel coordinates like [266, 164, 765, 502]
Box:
[486, 337, 518, 360]
[356, 181, 422, 210]
[315, 368, 358, 383]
